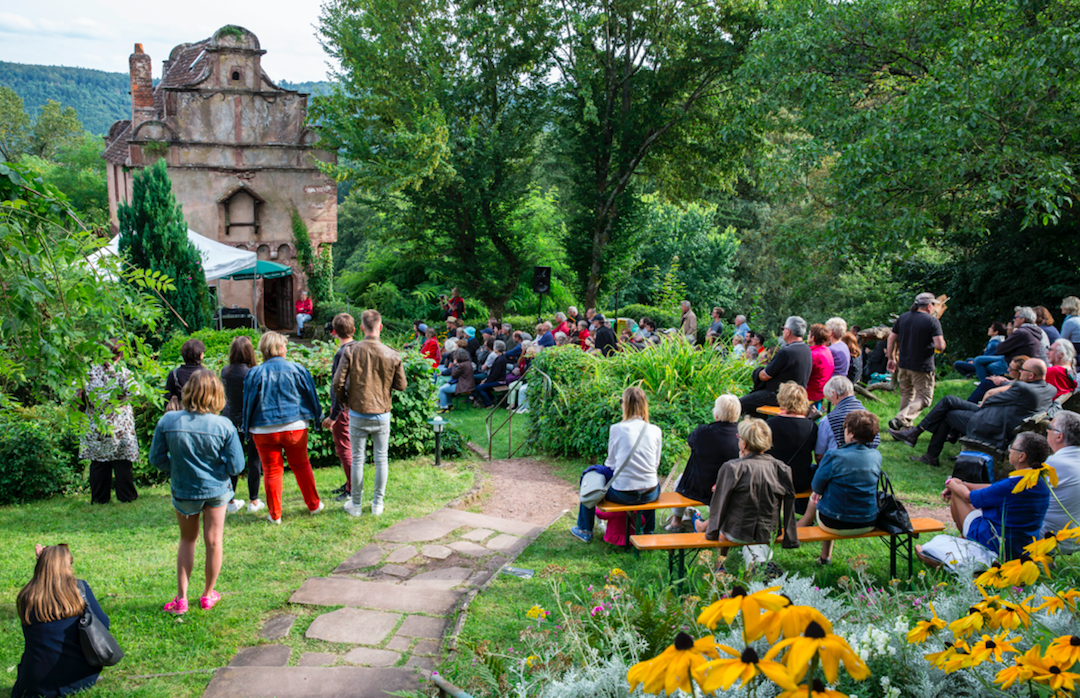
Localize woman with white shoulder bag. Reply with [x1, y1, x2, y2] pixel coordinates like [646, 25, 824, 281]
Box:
[571, 387, 662, 543]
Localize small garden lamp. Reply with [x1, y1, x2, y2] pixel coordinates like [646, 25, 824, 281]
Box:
[427, 415, 448, 467]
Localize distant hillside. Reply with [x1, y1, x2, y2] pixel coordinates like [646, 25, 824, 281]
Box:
[0, 62, 131, 136]
[0, 62, 334, 136]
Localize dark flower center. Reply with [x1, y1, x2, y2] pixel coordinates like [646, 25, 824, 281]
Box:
[674, 632, 694, 651]
[805, 621, 826, 639]
[1050, 666, 1062, 675]
[740, 647, 760, 664]
[1071, 636, 1080, 647]
[968, 607, 980, 616]
[731, 585, 748, 598]
[812, 678, 826, 692]
[986, 640, 997, 649]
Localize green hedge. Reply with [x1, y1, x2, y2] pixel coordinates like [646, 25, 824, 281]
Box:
[0, 406, 83, 504]
[526, 342, 753, 475]
[159, 327, 263, 366]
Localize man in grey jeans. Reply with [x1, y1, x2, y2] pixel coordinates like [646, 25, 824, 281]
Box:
[332, 309, 408, 517]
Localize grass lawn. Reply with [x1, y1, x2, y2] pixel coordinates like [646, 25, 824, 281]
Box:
[0, 458, 475, 697]
[450, 379, 979, 680]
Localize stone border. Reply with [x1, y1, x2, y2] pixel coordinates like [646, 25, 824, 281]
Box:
[443, 467, 484, 509]
[444, 508, 570, 651]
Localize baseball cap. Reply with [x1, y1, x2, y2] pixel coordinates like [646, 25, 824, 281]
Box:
[593, 314, 606, 324]
[914, 292, 937, 305]
[480, 328, 493, 335]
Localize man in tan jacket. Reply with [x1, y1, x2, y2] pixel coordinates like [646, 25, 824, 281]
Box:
[680, 300, 698, 345]
[333, 309, 408, 517]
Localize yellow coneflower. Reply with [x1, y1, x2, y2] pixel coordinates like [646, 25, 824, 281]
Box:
[925, 641, 967, 671]
[994, 647, 1038, 690]
[777, 679, 848, 698]
[966, 631, 1020, 665]
[994, 599, 1033, 630]
[1055, 522, 1080, 543]
[1024, 535, 1058, 558]
[906, 602, 947, 645]
[693, 645, 798, 692]
[1046, 635, 1080, 666]
[1036, 589, 1080, 615]
[947, 606, 986, 638]
[1026, 650, 1080, 691]
[697, 585, 789, 632]
[975, 565, 1006, 588]
[765, 620, 870, 684]
[998, 558, 1041, 586]
[759, 602, 834, 644]
[626, 632, 722, 694]
[1011, 464, 1058, 493]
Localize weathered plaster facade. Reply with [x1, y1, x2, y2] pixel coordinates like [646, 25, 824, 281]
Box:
[103, 26, 337, 329]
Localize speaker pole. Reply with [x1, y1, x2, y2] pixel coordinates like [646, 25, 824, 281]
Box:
[536, 291, 543, 323]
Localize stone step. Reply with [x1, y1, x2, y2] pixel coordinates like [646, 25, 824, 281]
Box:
[429, 508, 543, 538]
[202, 666, 418, 698]
[290, 577, 465, 615]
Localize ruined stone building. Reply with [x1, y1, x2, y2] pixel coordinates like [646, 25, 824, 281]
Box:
[102, 25, 337, 329]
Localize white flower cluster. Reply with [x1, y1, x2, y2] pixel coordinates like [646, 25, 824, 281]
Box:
[842, 624, 897, 662]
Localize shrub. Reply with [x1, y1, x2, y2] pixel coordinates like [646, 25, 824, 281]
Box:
[0, 405, 83, 503]
[526, 341, 753, 474]
[616, 303, 681, 331]
[159, 327, 263, 366]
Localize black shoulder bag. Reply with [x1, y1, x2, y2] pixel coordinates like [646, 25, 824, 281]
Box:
[875, 472, 913, 535]
[76, 581, 124, 667]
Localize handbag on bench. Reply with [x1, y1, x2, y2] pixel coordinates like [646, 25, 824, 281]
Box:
[875, 472, 913, 535]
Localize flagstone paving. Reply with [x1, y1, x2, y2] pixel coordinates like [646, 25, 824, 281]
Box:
[202, 507, 543, 697]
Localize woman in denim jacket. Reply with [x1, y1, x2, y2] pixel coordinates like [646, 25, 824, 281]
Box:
[150, 370, 245, 615]
[798, 410, 882, 565]
[241, 331, 324, 523]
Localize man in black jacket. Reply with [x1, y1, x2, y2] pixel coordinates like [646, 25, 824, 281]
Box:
[889, 358, 1056, 466]
[739, 316, 813, 417]
[592, 314, 618, 357]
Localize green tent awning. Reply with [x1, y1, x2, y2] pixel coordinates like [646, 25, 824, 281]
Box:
[220, 260, 293, 280]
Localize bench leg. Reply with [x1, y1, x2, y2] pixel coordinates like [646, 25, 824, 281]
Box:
[886, 534, 915, 580]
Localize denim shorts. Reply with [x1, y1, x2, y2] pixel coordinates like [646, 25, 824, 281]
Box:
[172, 492, 232, 516]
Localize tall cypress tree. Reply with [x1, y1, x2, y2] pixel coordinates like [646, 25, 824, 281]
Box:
[118, 160, 211, 335]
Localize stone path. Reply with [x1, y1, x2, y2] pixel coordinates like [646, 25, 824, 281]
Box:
[202, 508, 543, 698]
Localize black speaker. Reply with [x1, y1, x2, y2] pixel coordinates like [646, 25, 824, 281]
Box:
[532, 266, 552, 294]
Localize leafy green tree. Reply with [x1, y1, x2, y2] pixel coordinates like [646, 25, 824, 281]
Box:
[20, 133, 109, 227]
[0, 161, 166, 405]
[0, 86, 30, 161]
[742, 0, 1080, 249]
[314, 0, 559, 316]
[545, 0, 760, 307]
[31, 100, 83, 160]
[119, 160, 212, 335]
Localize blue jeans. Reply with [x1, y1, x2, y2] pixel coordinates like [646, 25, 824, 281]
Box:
[350, 418, 390, 508]
[973, 355, 1008, 380]
[438, 383, 458, 408]
[475, 381, 503, 406]
[953, 360, 977, 378]
[577, 483, 660, 533]
[296, 313, 312, 331]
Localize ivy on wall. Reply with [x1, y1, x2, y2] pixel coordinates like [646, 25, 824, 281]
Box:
[291, 208, 333, 304]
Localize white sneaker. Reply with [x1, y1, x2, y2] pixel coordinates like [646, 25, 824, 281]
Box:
[343, 500, 363, 517]
[266, 515, 281, 525]
[226, 499, 245, 514]
[371, 502, 384, 517]
[247, 499, 265, 514]
[310, 501, 325, 515]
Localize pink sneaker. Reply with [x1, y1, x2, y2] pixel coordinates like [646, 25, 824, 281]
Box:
[200, 590, 221, 610]
[163, 596, 188, 615]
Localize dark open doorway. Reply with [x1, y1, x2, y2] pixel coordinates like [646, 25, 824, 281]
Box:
[262, 277, 294, 330]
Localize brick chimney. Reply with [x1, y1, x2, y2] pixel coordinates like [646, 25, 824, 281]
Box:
[130, 44, 155, 130]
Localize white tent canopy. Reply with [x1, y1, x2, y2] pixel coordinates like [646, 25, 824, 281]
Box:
[87, 229, 257, 281]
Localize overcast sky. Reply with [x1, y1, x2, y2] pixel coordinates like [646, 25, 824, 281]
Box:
[0, 2, 335, 82]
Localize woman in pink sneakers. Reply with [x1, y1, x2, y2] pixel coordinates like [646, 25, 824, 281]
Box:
[150, 370, 245, 614]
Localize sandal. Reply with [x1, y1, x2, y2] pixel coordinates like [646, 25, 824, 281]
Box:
[816, 556, 831, 566]
[163, 596, 188, 615]
[200, 590, 221, 610]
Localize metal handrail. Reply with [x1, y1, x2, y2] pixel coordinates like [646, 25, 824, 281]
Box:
[485, 363, 552, 460]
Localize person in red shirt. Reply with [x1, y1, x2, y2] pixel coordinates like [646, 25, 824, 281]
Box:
[295, 291, 313, 337]
[420, 327, 441, 370]
[553, 312, 570, 337]
[577, 320, 590, 350]
[806, 324, 835, 404]
[1047, 339, 1078, 398]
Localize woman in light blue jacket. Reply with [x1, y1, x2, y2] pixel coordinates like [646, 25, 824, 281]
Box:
[150, 370, 245, 615]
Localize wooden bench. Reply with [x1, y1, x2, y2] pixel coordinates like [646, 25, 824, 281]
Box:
[756, 405, 783, 417]
[631, 517, 946, 582]
[596, 490, 812, 552]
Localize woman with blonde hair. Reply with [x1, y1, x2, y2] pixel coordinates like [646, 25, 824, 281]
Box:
[151, 371, 245, 614]
[765, 382, 818, 494]
[12, 545, 110, 697]
[241, 331, 325, 524]
[666, 395, 741, 531]
[571, 387, 662, 542]
[692, 418, 799, 569]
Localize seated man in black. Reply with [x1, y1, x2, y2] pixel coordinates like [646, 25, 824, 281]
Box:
[592, 314, 618, 357]
[889, 358, 1057, 466]
[475, 341, 510, 407]
[739, 316, 813, 416]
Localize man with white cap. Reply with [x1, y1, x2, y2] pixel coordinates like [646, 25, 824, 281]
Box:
[887, 292, 946, 430]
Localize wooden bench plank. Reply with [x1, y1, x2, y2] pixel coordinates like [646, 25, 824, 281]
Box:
[596, 489, 811, 513]
[630, 518, 945, 551]
[757, 405, 783, 416]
